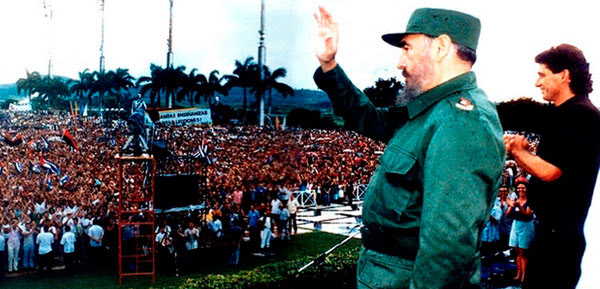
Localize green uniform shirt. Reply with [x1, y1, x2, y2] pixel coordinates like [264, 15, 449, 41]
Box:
[314, 65, 505, 289]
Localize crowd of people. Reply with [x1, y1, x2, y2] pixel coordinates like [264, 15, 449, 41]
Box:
[0, 109, 382, 278]
[481, 160, 537, 286]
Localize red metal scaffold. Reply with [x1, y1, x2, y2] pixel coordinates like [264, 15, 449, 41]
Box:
[116, 154, 156, 284]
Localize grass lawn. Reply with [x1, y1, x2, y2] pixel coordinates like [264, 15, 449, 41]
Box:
[2, 232, 361, 289]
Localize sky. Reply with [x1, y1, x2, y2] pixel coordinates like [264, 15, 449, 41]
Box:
[1, 0, 599, 105]
[0, 1, 599, 287]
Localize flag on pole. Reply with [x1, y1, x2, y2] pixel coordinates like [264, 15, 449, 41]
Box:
[41, 136, 50, 150]
[14, 161, 22, 174]
[46, 174, 53, 191]
[3, 132, 23, 146]
[62, 129, 79, 151]
[40, 154, 60, 175]
[59, 174, 70, 187]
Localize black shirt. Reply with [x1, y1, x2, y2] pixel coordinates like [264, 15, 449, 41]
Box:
[529, 95, 600, 231]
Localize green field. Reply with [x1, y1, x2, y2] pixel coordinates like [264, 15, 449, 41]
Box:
[2, 232, 361, 289]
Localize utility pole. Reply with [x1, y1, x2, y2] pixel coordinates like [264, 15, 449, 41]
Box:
[99, 0, 106, 73]
[166, 0, 174, 108]
[166, 0, 174, 69]
[257, 0, 266, 126]
[42, 0, 54, 78]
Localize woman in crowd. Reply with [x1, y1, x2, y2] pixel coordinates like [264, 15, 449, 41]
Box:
[507, 182, 535, 282]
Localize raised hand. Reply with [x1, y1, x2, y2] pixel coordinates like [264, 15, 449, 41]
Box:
[314, 6, 339, 71]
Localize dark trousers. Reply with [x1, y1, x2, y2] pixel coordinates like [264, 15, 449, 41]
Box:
[39, 251, 54, 271]
[249, 227, 261, 250]
[1, 250, 6, 279]
[63, 252, 74, 271]
[288, 213, 297, 234]
[523, 228, 586, 289]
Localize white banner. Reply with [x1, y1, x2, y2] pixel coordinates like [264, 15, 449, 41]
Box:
[158, 108, 212, 126]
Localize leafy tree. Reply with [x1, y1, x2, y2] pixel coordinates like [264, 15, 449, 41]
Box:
[203, 70, 229, 106]
[224, 57, 258, 123]
[137, 64, 165, 107]
[68, 69, 94, 106]
[137, 64, 185, 108]
[176, 68, 206, 106]
[35, 76, 70, 108]
[363, 77, 403, 107]
[250, 65, 294, 115]
[16, 70, 42, 101]
[109, 68, 135, 108]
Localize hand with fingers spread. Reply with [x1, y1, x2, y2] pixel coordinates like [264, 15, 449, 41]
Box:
[314, 6, 338, 72]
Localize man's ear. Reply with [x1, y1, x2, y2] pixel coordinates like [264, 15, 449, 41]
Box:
[434, 34, 453, 61]
[560, 69, 571, 85]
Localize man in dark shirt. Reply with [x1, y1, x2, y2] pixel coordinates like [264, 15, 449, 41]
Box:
[505, 44, 600, 289]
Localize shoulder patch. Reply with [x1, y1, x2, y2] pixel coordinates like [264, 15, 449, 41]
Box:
[455, 97, 474, 111]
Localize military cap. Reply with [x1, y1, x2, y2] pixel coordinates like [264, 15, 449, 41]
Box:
[382, 8, 481, 51]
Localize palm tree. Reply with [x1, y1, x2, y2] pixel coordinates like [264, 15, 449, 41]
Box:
[224, 57, 258, 123]
[137, 64, 165, 107]
[137, 64, 186, 108]
[35, 76, 70, 107]
[176, 68, 206, 107]
[163, 65, 186, 108]
[204, 70, 229, 105]
[68, 69, 94, 106]
[16, 70, 42, 101]
[109, 68, 135, 108]
[250, 65, 294, 115]
[90, 70, 115, 113]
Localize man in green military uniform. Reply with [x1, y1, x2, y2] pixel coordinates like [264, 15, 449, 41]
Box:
[313, 7, 505, 289]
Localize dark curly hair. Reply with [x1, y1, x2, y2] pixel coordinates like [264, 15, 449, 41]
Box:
[535, 44, 593, 96]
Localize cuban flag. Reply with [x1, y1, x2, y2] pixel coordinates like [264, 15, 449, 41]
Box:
[14, 161, 23, 174]
[40, 154, 60, 175]
[59, 174, 70, 187]
[41, 136, 50, 151]
[46, 175, 53, 191]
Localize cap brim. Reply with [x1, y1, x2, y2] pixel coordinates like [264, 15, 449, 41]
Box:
[382, 33, 410, 48]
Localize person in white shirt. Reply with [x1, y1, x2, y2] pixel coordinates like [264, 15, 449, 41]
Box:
[7, 221, 22, 272]
[270, 197, 282, 237]
[22, 222, 36, 270]
[60, 226, 76, 271]
[36, 225, 54, 271]
[182, 221, 199, 269]
[260, 208, 273, 250]
[88, 223, 104, 267]
[0, 227, 6, 279]
[287, 194, 301, 235]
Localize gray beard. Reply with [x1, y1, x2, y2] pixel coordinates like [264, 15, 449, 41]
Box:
[396, 85, 422, 106]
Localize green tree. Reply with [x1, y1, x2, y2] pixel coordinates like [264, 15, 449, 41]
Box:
[224, 57, 258, 123]
[250, 65, 294, 115]
[68, 69, 94, 106]
[176, 68, 206, 106]
[136, 64, 165, 107]
[109, 68, 135, 108]
[16, 70, 42, 101]
[363, 77, 404, 107]
[204, 70, 229, 106]
[137, 64, 186, 108]
[35, 76, 70, 108]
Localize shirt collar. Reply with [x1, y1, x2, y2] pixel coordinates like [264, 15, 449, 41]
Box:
[407, 71, 478, 119]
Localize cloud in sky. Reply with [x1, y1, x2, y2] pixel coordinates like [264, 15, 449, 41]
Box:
[0, 0, 598, 106]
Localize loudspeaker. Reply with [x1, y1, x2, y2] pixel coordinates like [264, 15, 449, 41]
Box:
[154, 174, 200, 209]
